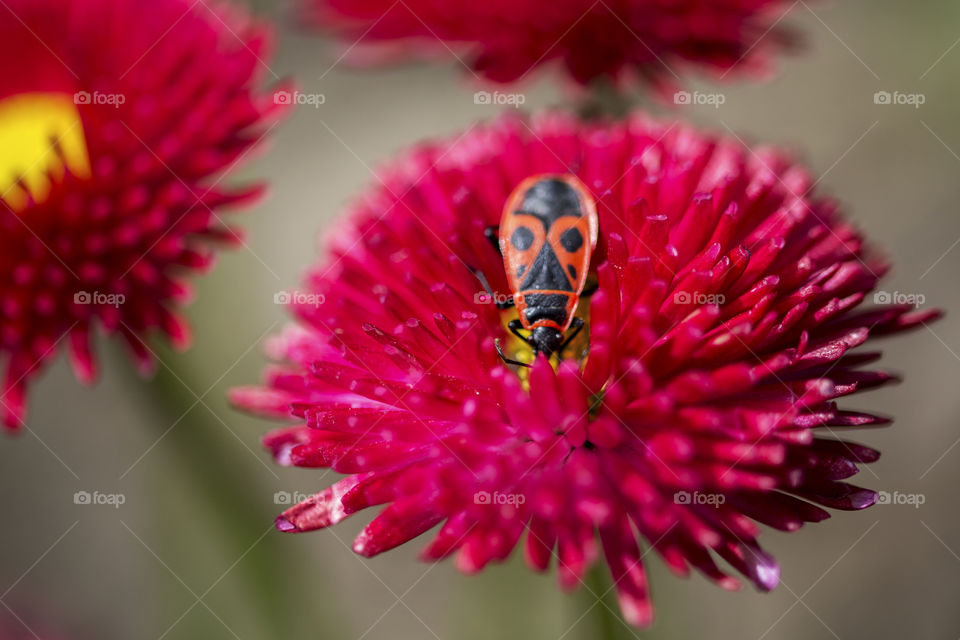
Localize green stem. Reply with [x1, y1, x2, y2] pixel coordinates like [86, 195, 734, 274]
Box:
[585, 565, 629, 640]
[131, 350, 319, 638]
[577, 77, 636, 120]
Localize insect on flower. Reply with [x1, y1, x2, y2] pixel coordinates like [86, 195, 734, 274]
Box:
[484, 174, 598, 366]
[233, 112, 941, 628]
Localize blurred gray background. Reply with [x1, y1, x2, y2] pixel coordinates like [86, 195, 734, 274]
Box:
[2, 0, 960, 638]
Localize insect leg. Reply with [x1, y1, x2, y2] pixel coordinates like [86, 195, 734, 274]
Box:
[495, 338, 532, 368]
[484, 226, 501, 255]
[507, 319, 531, 344]
[470, 267, 514, 309]
[557, 317, 585, 358]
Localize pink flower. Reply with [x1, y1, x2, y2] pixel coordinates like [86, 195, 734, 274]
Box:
[0, 0, 289, 430]
[303, 0, 797, 87]
[233, 112, 937, 627]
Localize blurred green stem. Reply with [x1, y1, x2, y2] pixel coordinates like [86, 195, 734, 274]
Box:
[585, 565, 630, 640]
[135, 354, 309, 638]
[578, 77, 635, 119]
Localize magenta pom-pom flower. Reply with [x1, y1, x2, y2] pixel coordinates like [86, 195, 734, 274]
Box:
[233, 112, 937, 626]
[305, 0, 797, 87]
[0, 0, 289, 430]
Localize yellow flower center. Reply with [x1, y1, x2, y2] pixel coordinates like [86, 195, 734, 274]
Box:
[498, 301, 592, 388]
[0, 93, 90, 212]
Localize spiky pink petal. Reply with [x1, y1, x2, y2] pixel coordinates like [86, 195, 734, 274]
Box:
[234, 111, 938, 626]
[0, 0, 289, 430]
[304, 0, 800, 88]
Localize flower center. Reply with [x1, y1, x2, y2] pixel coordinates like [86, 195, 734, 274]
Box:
[0, 93, 90, 212]
[497, 302, 593, 381]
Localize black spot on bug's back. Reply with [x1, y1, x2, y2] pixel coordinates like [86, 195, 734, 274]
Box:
[511, 226, 534, 251]
[559, 227, 583, 252]
[567, 264, 577, 281]
[517, 179, 583, 227]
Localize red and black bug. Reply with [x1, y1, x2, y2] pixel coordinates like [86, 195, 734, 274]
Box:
[486, 174, 598, 366]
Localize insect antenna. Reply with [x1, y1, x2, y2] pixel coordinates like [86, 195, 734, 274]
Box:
[495, 338, 532, 368]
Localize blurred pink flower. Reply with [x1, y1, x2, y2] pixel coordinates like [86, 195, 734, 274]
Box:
[0, 0, 289, 430]
[233, 112, 937, 626]
[304, 0, 797, 87]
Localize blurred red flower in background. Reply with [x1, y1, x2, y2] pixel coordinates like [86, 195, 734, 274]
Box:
[0, 0, 289, 430]
[304, 0, 797, 88]
[233, 112, 937, 626]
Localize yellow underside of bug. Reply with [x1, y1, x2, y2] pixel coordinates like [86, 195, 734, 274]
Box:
[0, 93, 90, 212]
[498, 302, 592, 390]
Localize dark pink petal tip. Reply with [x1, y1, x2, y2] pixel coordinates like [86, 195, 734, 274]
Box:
[0, 0, 288, 431]
[306, 0, 802, 88]
[275, 516, 298, 533]
[233, 111, 935, 627]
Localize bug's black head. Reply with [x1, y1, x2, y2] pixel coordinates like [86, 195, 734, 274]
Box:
[529, 326, 564, 359]
[520, 178, 582, 224]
